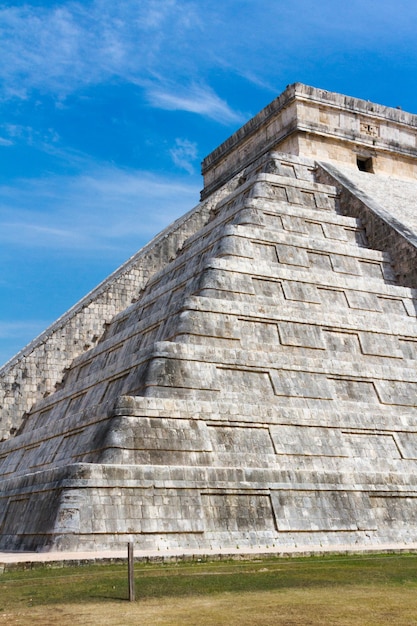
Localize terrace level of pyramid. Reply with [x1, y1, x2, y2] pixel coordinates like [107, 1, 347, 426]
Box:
[2, 83, 417, 551]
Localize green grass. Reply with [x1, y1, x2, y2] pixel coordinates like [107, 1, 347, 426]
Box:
[1, 552, 417, 608]
[2, 554, 417, 625]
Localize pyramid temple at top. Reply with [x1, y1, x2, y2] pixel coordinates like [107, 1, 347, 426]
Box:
[3, 83, 417, 552]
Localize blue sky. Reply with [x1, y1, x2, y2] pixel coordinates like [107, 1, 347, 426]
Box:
[1, 0, 417, 365]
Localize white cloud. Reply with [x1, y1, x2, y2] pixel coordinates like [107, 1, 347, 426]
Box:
[170, 139, 198, 174]
[147, 83, 245, 124]
[0, 1, 195, 94]
[0, 165, 200, 253]
[0, 124, 60, 150]
[0, 1, 245, 123]
[1, 0, 417, 106]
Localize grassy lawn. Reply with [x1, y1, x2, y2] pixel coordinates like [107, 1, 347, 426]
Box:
[1, 553, 417, 625]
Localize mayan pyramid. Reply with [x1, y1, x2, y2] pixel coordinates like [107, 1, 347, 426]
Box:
[2, 83, 417, 552]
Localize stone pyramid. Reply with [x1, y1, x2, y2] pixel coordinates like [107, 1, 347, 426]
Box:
[2, 83, 417, 552]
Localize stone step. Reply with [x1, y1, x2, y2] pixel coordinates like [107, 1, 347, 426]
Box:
[9, 395, 417, 456]
[103, 250, 405, 342]
[248, 174, 339, 211]
[227, 226, 396, 281]
[5, 398, 417, 486]
[183, 295, 417, 335]
[25, 330, 417, 428]
[87, 273, 417, 372]
[66, 273, 417, 379]
[255, 201, 367, 247]
[4, 460, 417, 498]
[256, 151, 318, 183]
[59, 295, 417, 398]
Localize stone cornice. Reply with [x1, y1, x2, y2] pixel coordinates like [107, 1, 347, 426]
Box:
[201, 83, 417, 197]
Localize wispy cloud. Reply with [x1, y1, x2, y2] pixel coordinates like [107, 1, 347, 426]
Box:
[1, 0, 417, 105]
[0, 0, 244, 123]
[0, 123, 60, 151]
[0, 165, 200, 253]
[147, 83, 245, 124]
[170, 139, 198, 174]
[0, 1, 184, 96]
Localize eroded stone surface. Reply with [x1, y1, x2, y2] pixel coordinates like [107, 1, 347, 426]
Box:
[2, 86, 417, 552]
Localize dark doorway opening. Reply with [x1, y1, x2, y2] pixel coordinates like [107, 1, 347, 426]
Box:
[357, 157, 374, 173]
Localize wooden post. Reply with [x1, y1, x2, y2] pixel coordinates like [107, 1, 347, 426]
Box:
[128, 541, 135, 602]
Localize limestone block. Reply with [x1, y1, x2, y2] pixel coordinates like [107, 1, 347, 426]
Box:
[144, 357, 218, 393]
[343, 432, 401, 460]
[212, 233, 253, 259]
[314, 192, 337, 210]
[375, 380, 417, 406]
[345, 290, 382, 311]
[270, 425, 346, 457]
[323, 330, 361, 353]
[271, 370, 333, 399]
[239, 320, 280, 349]
[395, 433, 417, 459]
[331, 378, 379, 403]
[278, 322, 325, 349]
[174, 310, 240, 342]
[0, 449, 24, 474]
[116, 416, 213, 453]
[358, 332, 402, 358]
[308, 251, 333, 272]
[282, 281, 321, 303]
[217, 367, 274, 397]
[202, 494, 277, 532]
[322, 223, 349, 241]
[317, 287, 350, 312]
[276, 244, 310, 267]
[209, 425, 274, 455]
[231, 206, 264, 227]
[252, 277, 284, 298]
[370, 496, 417, 528]
[281, 215, 308, 234]
[399, 338, 417, 359]
[270, 491, 376, 532]
[331, 254, 361, 275]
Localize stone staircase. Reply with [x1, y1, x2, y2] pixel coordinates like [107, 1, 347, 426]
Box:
[2, 151, 417, 551]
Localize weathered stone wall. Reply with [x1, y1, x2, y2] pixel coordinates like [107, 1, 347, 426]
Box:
[3, 83, 417, 554]
[3, 150, 417, 551]
[0, 198, 214, 442]
[317, 162, 417, 289]
[0, 154, 285, 443]
[202, 83, 417, 198]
